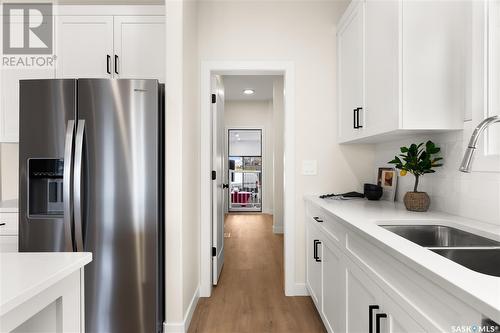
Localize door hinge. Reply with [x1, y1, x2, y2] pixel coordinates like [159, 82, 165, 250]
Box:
[212, 247, 216, 256]
[211, 94, 216, 104]
[212, 170, 216, 180]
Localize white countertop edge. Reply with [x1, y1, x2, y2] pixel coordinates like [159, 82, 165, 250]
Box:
[0, 252, 92, 316]
[304, 195, 500, 321]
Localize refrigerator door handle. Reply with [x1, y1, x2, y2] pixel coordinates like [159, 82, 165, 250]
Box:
[63, 120, 75, 252]
[73, 120, 85, 252]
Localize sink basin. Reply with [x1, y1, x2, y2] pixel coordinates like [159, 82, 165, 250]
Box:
[380, 225, 500, 247]
[430, 248, 500, 277]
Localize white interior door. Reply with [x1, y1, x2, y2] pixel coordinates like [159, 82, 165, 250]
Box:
[55, 16, 114, 78]
[212, 76, 225, 285]
[113, 16, 165, 82]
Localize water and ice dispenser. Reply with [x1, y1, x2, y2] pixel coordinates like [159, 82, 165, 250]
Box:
[28, 159, 64, 217]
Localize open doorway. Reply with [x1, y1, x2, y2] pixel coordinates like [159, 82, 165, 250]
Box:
[200, 62, 297, 300]
[211, 74, 284, 286]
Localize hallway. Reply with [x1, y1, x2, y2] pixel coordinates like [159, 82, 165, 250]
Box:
[188, 214, 326, 333]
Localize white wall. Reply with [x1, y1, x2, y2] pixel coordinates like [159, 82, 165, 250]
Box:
[225, 101, 274, 214]
[0, 143, 19, 201]
[374, 129, 500, 226]
[198, 0, 375, 287]
[164, 0, 200, 331]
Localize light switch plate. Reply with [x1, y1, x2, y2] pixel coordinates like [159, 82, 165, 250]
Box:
[302, 160, 317, 175]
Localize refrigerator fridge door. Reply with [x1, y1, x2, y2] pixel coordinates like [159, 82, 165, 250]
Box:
[19, 79, 77, 252]
[77, 79, 162, 333]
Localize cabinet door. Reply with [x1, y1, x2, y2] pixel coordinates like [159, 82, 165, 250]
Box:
[364, 0, 400, 136]
[337, 1, 364, 142]
[0, 236, 18, 252]
[346, 263, 379, 333]
[306, 220, 322, 308]
[0, 68, 55, 142]
[113, 16, 165, 83]
[56, 16, 114, 78]
[321, 237, 346, 333]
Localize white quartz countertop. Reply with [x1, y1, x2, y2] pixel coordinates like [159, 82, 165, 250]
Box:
[305, 195, 500, 321]
[0, 252, 92, 316]
[0, 199, 18, 213]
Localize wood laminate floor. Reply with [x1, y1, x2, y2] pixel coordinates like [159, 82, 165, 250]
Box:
[188, 214, 326, 333]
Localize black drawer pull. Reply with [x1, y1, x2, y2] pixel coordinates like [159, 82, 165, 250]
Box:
[313, 239, 321, 262]
[357, 107, 363, 128]
[369, 305, 379, 333]
[0, 223, 5, 226]
[106, 55, 111, 74]
[376, 313, 387, 333]
[313, 216, 323, 223]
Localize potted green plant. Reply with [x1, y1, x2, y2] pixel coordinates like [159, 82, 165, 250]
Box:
[388, 141, 443, 212]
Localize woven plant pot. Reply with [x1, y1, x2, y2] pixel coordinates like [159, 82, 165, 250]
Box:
[403, 192, 430, 212]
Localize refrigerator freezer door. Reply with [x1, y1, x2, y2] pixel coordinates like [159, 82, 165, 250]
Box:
[19, 79, 77, 252]
[77, 79, 161, 333]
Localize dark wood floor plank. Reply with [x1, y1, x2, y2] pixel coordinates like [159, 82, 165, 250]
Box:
[188, 214, 326, 333]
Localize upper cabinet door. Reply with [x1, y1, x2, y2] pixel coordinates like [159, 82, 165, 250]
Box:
[364, 0, 400, 137]
[337, 1, 364, 143]
[56, 16, 114, 78]
[113, 16, 165, 83]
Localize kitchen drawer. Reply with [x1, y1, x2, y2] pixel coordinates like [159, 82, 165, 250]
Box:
[0, 235, 18, 252]
[306, 202, 345, 245]
[0, 213, 18, 236]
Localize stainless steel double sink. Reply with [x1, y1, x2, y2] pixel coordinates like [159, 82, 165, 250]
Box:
[380, 225, 500, 277]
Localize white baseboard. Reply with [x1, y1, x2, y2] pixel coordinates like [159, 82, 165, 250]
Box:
[293, 283, 309, 296]
[273, 224, 283, 234]
[163, 286, 200, 333]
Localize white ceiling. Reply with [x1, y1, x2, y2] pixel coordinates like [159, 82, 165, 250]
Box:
[223, 75, 281, 101]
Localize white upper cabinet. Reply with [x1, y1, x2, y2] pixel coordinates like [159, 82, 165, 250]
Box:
[337, 0, 469, 143]
[56, 16, 114, 78]
[337, 1, 364, 142]
[114, 16, 165, 82]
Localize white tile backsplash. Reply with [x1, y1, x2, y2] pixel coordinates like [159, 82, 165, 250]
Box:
[374, 131, 500, 226]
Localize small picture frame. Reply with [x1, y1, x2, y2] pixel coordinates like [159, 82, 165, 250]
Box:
[377, 167, 397, 201]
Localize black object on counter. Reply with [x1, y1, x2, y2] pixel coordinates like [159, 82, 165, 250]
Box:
[364, 183, 383, 201]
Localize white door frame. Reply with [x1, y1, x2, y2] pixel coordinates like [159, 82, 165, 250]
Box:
[200, 61, 296, 297]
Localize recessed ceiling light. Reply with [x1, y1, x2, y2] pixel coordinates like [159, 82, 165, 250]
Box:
[243, 89, 255, 95]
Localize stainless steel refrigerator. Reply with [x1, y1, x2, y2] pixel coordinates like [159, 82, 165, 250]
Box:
[18, 79, 165, 333]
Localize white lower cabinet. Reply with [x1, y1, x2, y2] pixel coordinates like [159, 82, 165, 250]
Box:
[0, 212, 19, 252]
[305, 201, 481, 333]
[306, 219, 322, 307]
[321, 236, 346, 333]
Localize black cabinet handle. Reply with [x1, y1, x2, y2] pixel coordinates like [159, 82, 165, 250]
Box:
[222, 183, 229, 189]
[357, 107, 363, 128]
[313, 240, 321, 262]
[353, 108, 357, 129]
[369, 305, 379, 333]
[313, 216, 323, 223]
[114, 55, 119, 75]
[376, 313, 387, 333]
[106, 55, 111, 74]
[0, 223, 5, 226]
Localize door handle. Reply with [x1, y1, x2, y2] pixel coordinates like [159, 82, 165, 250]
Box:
[313, 216, 323, 223]
[357, 107, 363, 128]
[114, 55, 119, 75]
[106, 55, 111, 75]
[73, 120, 85, 252]
[376, 313, 387, 333]
[369, 305, 379, 333]
[353, 108, 358, 129]
[63, 120, 75, 252]
[313, 239, 321, 262]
